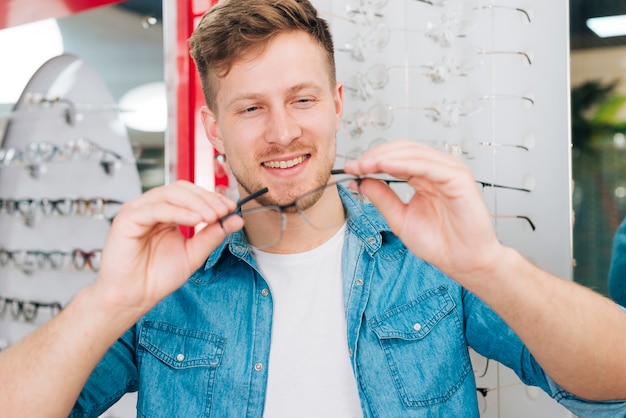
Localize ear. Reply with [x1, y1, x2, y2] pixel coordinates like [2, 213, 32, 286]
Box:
[200, 106, 225, 154]
[334, 82, 344, 133]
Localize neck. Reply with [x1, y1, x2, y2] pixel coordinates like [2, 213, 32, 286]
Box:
[267, 213, 345, 254]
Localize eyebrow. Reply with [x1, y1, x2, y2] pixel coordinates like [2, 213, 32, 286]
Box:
[287, 82, 323, 95]
[225, 82, 324, 109]
[225, 93, 262, 111]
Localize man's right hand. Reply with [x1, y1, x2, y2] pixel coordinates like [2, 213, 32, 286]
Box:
[93, 180, 243, 319]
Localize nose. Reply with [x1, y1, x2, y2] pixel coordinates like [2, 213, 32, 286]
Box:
[264, 106, 301, 146]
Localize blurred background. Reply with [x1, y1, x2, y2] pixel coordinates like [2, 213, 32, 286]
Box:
[570, 0, 626, 295]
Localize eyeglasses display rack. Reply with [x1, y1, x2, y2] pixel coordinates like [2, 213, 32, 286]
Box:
[315, 0, 572, 417]
[0, 53, 142, 360]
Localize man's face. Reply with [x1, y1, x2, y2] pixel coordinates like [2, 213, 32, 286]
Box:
[202, 30, 344, 208]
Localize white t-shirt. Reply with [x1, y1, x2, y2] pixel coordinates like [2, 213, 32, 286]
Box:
[252, 224, 362, 417]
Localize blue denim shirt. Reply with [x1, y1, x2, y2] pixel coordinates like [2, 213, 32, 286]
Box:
[609, 216, 626, 307]
[71, 187, 626, 417]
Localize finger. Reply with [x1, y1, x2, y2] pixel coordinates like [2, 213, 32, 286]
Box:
[372, 143, 462, 176]
[157, 181, 236, 222]
[137, 181, 236, 216]
[114, 198, 229, 238]
[122, 183, 237, 228]
[172, 180, 237, 216]
[346, 141, 460, 178]
[350, 147, 474, 192]
[357, 179, 406, 233]
[184, 215, 244, 267]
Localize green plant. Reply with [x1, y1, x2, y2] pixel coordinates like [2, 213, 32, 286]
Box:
[571, 79, 619, 150]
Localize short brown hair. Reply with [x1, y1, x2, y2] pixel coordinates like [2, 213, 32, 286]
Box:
[189, 0, 336, 112]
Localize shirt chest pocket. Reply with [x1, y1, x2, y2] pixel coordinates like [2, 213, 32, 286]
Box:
[368, 286, 471, 409]
[136, 321, 225, 417]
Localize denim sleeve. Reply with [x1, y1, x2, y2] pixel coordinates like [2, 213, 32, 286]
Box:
[609, 216, 626, 307]
[544, 379, 626, 418]
[69, 325, 139, 418]
[462, 289, 626, 417]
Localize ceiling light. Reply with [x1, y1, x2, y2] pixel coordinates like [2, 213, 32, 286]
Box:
[0, 19, 64, 103]
[586, 15, 626, 38]
[119, 81, 167, 132]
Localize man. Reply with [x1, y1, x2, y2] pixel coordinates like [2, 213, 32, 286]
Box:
[1, 0, 626, 416]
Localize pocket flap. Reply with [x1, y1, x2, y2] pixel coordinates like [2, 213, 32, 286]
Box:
[138, 321, 225, 369]
[369, 286, 455, 341]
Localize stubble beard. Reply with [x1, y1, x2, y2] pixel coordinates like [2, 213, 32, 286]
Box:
[232, 146, 336, 212]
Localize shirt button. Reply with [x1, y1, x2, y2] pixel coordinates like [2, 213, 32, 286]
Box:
[254, 363, 263, 371]
[413, 323, 422, 331]
[367, 237, 376, 244]
[348, 348, 353, 356]
[355, 279, 364, 286]
[176, 353, 185, 361]
[261, 288, 269, 297]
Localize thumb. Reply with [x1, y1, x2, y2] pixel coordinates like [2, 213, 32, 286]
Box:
[185, 216, 244, 267]
[357, 179, 406, 232]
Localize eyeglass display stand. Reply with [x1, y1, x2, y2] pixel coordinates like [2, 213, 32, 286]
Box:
[0, 53, 142, 416]
[320, 0, 573, 417]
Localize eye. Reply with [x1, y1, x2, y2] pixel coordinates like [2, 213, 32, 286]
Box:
[293, 97, 316, 108]
[244, 105, 259, 113]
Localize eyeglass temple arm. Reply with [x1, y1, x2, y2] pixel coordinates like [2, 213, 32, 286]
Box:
[235, 187, 269, 208]
[219, 187, 269, 226]
[517, 215, 535, 230]
[331, 169, 408, 184]
[476, 180, 531, 193]
[491, 214, 536, 231]
[331, 169, 366, 186]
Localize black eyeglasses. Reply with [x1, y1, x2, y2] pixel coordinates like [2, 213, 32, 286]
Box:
[219, 170, 409, 250]
[219, 187, 270, 227]
[0, 197, 123, 224]
[0, 296, 63, 323]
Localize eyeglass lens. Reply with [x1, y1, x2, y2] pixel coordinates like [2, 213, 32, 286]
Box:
[238, 174, 411, 249]
[240, 182, 346, 250]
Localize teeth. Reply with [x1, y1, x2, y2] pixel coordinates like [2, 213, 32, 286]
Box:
[263, 155, 306, 169]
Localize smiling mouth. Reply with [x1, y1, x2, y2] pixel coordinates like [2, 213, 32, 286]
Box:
[262, 154, 309, 169]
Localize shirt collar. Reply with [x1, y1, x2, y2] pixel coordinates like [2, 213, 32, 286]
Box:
[202, 184, 391, 271]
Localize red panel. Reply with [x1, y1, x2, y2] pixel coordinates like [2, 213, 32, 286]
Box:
[176, 0, 219, 237]
[175, 0, 218, 186]
[175, 0, 193, 185]
[0, 0, 124, 29]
